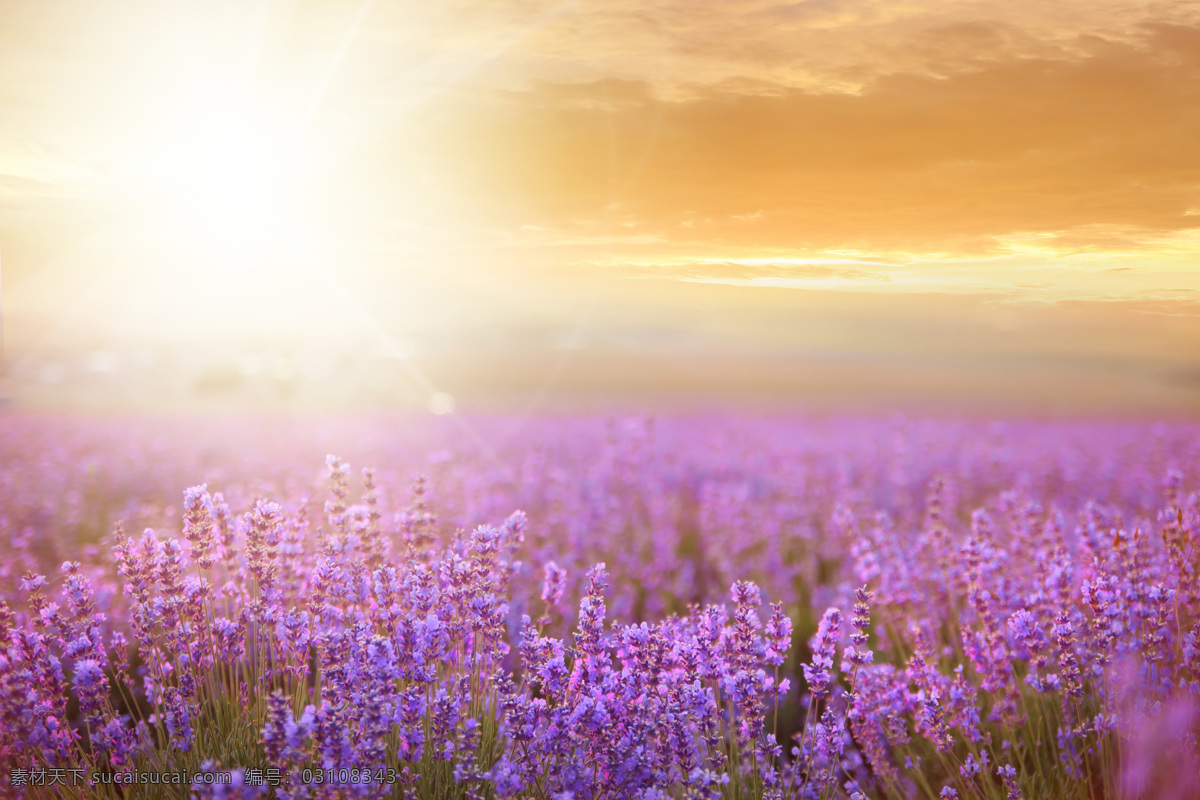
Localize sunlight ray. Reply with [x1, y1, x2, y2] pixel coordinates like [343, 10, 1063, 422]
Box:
[285, 0, 378, 155]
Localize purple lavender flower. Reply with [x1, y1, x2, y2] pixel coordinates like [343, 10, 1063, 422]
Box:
[542, 561, 567, 607]
[183, 484, 218, 570]
[997, 763, 1022, 799]
[162, 686, 194, 751]
[1008, 608, 1050, 691]
[907, 649, 954, 752]
[764, 602, 792, 668]
[263, 690, 315, 766]
[804, 607, 842, 701]
[843, 586, 874, 672]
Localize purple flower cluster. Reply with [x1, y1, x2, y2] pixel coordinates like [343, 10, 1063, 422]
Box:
[0, 414, 1198, 799]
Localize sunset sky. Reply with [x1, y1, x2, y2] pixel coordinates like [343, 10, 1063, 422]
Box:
[1, 0, 1198, 411]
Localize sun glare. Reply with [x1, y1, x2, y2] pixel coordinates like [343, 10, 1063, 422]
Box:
[87, 68, 356, 344]
[153, 125, 290, 248]
[175, 125, 286, 246]
[133, 78, 305, 250]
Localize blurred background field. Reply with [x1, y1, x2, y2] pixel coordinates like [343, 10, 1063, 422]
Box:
[5, 338, 1199, 418]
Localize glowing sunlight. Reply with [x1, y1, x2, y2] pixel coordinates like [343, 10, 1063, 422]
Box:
[132, 80, 300, 250]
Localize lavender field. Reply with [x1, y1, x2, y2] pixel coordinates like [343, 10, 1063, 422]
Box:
[1, 413, 1198, 800]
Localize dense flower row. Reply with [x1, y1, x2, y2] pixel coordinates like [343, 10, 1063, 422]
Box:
[0, 415, 1197, 799]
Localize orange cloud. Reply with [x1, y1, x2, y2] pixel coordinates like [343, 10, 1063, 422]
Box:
[370, 21, 1200, 255]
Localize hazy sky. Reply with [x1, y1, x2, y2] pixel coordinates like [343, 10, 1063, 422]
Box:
[1, 0, 1199, 409]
